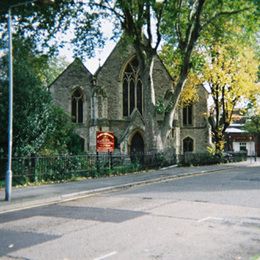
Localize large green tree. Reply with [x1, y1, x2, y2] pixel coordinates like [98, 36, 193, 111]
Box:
[0, 0, 258, 153]
[159, 0, 259, 154]
[0, 37, 80, 157]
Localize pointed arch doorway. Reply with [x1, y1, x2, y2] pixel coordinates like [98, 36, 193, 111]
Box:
[130, 132, 144, 164]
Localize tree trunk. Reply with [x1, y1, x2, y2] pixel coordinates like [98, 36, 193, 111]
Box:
[128, 0, 206, 153]
[209, 116, 226, 155]
[161, 69, 189, 144]
[214, 131, 225, 156]
[160, 0, 206, 146]
[139, 53, 164, 153]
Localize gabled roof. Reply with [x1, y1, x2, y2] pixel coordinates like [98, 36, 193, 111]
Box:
[48, 58, 92, 90]
[94, 35, 174, 82]
[94, 36, 127, 77]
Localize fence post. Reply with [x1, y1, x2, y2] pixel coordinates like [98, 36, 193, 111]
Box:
[110, 151, 113, 169]
[96, 151, 100, 175]
[0, 149, 4, 185]
[184, 152, 188, 165]
[31, 153, 36, 182]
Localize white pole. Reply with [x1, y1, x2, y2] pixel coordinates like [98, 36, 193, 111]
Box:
[5, 0, 54, 201]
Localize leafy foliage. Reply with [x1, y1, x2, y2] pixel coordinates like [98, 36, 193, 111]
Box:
[244, 99, 260, 135]
[202, 42, 259, 154]
[244, 115, 260, 135]
[0, 0, 106, 59]
[0, 0, 259, 153]
[161, 0, 259, 153]
[0, 37, 80, 157]
[160, 45, 202, 107]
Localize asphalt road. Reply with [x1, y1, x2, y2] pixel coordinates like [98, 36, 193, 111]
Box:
[0, 165, 260, 260]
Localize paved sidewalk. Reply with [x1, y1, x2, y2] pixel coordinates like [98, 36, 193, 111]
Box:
[0, 159, 259, 214]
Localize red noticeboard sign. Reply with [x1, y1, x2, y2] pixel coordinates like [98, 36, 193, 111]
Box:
[96, 131, 114, 153]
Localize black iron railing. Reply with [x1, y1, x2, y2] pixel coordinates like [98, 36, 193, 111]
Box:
[0, 151, 246, 187]
[0, 151, 177, 186]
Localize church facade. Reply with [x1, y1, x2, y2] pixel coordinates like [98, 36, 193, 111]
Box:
[49, 39, 211, 157]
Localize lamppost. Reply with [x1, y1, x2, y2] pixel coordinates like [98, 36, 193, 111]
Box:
[5, 0, 54, 201]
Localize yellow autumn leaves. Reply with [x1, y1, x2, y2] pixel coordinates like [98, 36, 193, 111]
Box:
[161, 41, 259, 109]
[201, 43, 259, 108]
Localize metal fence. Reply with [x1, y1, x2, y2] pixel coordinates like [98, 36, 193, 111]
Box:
[0, 151, 246, 186]
[181, 151, 247, 166]
[0, 151, 178, 186]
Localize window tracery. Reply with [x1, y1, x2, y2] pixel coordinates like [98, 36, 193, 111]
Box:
[183, 105, 193, 126]
[123, 57, 143, 117]
[71, 88, 83, 123]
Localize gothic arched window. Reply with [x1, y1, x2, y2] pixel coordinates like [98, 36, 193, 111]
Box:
[71, 88, 83, 123]
[183, 104, 193, 126]
[183, 137, 194, 153]
[123, 57, 143, 117]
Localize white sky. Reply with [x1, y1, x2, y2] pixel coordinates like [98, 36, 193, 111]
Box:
[59, 40, 117, 74]
[58, 20, 117, 74]
[57, 15, 163, 74]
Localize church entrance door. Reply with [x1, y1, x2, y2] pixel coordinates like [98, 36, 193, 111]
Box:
[130, 132, 144, 164]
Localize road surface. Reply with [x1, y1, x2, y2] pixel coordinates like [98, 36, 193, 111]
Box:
[0, 165, 260, 259]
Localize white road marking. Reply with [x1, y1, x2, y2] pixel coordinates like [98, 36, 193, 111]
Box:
[93, 251, 117, 260]
[198, 216, 223, 223]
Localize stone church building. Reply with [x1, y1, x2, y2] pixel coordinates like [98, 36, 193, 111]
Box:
[49, 38, 211, 157]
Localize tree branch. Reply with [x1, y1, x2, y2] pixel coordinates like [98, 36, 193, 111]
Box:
[92, 1, 125, 21]
[161, 0, 206, 139]
[146, 2, 153, 45]
[154, 0, 167, 50]
[202, 7, 252, 29]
